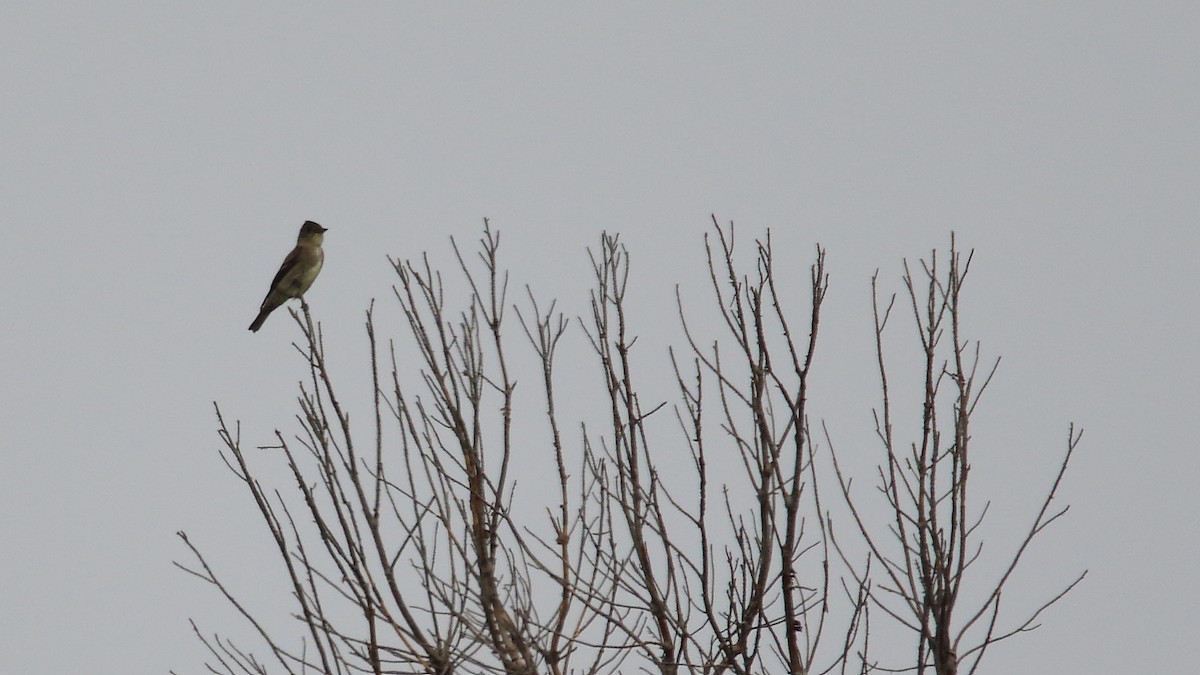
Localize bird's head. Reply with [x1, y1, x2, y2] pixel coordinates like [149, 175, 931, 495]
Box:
[298, 220, 328, 244]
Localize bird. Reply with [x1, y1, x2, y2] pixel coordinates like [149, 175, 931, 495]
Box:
[248, 220, 328, 332]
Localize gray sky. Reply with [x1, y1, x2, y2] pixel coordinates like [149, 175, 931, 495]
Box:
[1, 3, 1196, 673]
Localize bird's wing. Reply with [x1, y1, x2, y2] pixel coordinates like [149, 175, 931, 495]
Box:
[265, 245, 304, 297]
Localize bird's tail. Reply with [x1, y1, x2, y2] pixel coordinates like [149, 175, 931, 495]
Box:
[248, 303, 276, 332]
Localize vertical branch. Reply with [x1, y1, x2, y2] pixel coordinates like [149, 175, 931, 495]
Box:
[829, 236, 1084, 675]
[581, 233, 681, 674]
[516, 288, 576, 675]
[393, 226, 537, 674]
[672, 219, 859, 675]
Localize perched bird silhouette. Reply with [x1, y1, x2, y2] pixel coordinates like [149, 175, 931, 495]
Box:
[248, 221, 328, 332]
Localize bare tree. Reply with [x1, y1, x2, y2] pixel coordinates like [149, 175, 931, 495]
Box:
[176, 222, 1081, 675]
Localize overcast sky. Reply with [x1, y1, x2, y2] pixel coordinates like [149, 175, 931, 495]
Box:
[1, 3, 1196, 673]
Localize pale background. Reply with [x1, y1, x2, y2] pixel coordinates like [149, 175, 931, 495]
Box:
[1, 3, 1196, 673]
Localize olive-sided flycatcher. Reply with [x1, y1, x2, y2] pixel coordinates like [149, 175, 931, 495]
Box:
[248, 221, 327, 332]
